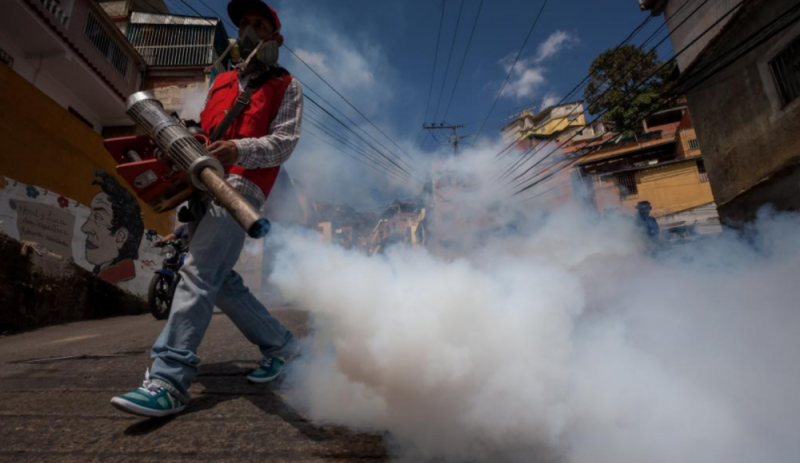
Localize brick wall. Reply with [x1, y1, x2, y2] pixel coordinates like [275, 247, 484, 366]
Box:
[143, 72, 209, 118]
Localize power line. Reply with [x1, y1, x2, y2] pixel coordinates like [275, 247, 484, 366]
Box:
[503, 0, 714, 190]
[489, 6, 691, 175]
[295, 76, 417, 174]
[424, 0, 448, 124]
[508, 1, 730, 195]
[491, 12, 658, 173]
[284, 44, 415, 162]
[498, 0, 711, 187]
[194, 0, 236, 26]
[303, 104, 410, 178]
[303, 93, 416, 181]
[442, 0, 485, 122]
[303, 123, 413, 185]
[304, 112, 415, 185]
[512, 0, 791, 202]
[433, 0, 465, 122]
[413, 0, 448, 151]
[471, 0, 550, 143]
[135, 0, 211, 25]
[165, 0, 190, 16]
[506, 5, 725, 195]
[303, 106, 399, 175]
[304, 127, 405, 182]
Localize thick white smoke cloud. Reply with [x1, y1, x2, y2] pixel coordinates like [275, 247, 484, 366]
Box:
[267, 143, 800, 463]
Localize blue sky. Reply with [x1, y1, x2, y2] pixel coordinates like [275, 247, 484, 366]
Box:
[166, 0, 673, 205]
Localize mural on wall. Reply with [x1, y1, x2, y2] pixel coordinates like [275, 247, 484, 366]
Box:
[0, 63, 174, 297]
[81, 171, 145, 285]
[0, 174, 163, 297]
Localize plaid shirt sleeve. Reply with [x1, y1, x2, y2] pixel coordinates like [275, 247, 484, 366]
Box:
[232, 78, 303, 169]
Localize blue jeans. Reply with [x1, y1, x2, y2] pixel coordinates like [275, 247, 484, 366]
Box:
[150, 195, 296, 403]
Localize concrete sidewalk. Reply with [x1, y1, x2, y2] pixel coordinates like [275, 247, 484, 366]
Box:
[0, 310, 386, 462]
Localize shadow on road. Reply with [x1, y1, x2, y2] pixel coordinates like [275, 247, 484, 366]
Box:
[122, 360, 333, 442]
[124, 415, 176, 436]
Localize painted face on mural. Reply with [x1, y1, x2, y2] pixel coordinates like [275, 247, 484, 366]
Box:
[80, 171, 144, 284]
[81, 192, 127, 268]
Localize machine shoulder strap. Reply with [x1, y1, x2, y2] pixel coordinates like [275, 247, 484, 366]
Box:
[208, 67, 290, 143]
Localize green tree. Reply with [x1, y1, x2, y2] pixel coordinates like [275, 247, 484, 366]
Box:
[584, 45, 676, 135]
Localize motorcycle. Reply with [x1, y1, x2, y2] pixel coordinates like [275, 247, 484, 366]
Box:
[148, 238, 187, 320]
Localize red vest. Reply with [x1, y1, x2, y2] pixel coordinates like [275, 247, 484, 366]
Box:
[200, 70, 293, 199]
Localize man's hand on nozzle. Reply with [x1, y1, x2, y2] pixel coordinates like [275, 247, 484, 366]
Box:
[208, 140, 239, 167]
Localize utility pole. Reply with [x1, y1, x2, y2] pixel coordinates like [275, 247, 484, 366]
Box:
[421, 122, 466, 257]
[423, 123, 466, 155]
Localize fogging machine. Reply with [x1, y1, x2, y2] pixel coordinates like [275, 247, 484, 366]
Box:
[103, 91, 270, 239]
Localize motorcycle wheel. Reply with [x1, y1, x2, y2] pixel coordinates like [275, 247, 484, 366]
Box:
[148, 274, 173, 320]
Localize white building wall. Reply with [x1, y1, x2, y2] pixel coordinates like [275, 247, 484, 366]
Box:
[0, 32, 104, 131]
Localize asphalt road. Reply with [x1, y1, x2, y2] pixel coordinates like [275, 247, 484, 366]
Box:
[0, 310, 387, 463]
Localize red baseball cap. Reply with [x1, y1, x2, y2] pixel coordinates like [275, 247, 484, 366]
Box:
[227, 0, 281, 31]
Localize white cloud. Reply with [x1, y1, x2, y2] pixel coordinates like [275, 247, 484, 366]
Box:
[293, 48, 329, 74]
[501, 59, 546, 100]
[497, 30, 579, 102]
[535, 30, 579, 63]
[291, 41, 375, 93]
[541, 93, 559, 109]
[268, 3, 413, 202]
[279, 6, 385, 103]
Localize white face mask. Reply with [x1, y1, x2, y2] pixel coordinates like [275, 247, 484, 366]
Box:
[240, 26, 279, 68]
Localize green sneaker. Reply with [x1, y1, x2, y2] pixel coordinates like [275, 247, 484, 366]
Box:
[110, 370, 186, 418]
[247, 357, 285, 383]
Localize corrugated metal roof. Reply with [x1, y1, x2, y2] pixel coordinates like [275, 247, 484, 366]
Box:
[576, 135, 678, 167]
[130, 12, 221, 27]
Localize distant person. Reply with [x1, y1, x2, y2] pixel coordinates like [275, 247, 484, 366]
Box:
[111, 0, 302, 418]
[635, 201, 660, 241]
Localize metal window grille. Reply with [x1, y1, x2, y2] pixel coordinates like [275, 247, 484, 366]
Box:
[688, 138, 700, 150]
[0, 47, 12, 68]
[84, 11, 129, 76]
[127, 24, 217, 67]
[617, 172, 638, 197]
[770, 34, 800, 106]
[697, 160, 709, 183]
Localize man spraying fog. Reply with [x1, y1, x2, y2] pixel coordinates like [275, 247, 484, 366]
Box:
[111, 0, 303, 418]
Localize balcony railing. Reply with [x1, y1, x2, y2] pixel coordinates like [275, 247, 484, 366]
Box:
[84, 10, 129, 76]
[37, 0, 69, 26]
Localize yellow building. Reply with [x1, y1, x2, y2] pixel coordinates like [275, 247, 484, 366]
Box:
[575, 106, 721, 237]
[501, 101, 588, 148]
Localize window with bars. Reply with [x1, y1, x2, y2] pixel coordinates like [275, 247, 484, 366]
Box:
[688, 138, 700, 150]
[698, 160, 709, 183]
[127, 23, 217, 67]
[0, 47, 12, 68]
[770, 34, 800, 107]
[84, 11, 128, 76]
[617, 172, 638, 197]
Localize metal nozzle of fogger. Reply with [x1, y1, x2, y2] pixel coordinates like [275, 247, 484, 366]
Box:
[125, 91, 270, 239]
